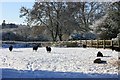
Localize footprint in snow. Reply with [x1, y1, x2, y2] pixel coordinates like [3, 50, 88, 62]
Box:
[27, 62, 34, 71]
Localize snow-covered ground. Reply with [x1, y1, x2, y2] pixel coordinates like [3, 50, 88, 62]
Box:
[0, 47, 118, 78]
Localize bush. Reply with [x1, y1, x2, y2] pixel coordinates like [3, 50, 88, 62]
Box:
[52, 42, 79, 47]
[56, 42, 78, 47]
[2, 32, 23, 41]
[66, 42, 78, 47]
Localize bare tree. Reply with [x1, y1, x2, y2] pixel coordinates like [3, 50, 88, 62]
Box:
[20, 2, 108, 41]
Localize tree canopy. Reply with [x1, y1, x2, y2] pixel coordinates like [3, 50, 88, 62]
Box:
[20, 2, 119, 41]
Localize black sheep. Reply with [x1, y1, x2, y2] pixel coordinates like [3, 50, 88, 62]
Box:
[83, 44, 86, 48]
[46, 46, 51, 53]
[110, 46, 120, 52]
[97, 51, 103, 57]
[9, 45, 13, 51]
[94, 58, 101, 63]
[114, 47, 120, 52]
[33, 45, 39, 51]
[110, 46, 115, 51]
[94, 58, 106, 64]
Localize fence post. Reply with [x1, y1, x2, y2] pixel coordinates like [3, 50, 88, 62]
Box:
[111, 40, 113, 47]
[85, 40, 87, 47]
[103, 40, 105, 49]
[118, 40, 120, 48]
[79, 40, 81, 45]
[97, 40, 99, 48]
[91, 40, 93, 47]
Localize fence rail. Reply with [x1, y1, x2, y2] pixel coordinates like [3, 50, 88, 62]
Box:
[1, 40, 120, 48]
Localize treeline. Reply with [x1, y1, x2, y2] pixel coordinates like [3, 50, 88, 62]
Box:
[4, 2, 120, 41]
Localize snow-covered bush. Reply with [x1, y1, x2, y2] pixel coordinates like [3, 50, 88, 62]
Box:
[112, 33, 120, 40]
[69, 33, 83, 40]
[33, 35, 49, 41]
[83, 32, 96, 40]
[69, 32, 96, 40]
[2, 32, 23, 41]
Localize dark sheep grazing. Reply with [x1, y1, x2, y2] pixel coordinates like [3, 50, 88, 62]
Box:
[110, 46, 120, 52]
[110, 46, 115, 51]
[97, 51, 103, 57]
[83, 44, 86, 48]
[46, 46, 51, 53]
[9, 45, 13, 51]
[114, 47, 120, 52]
[112, 47, 115, 51]
[94, 58, 101, 63]
[33, 45, 39, 51]
[94, 58, 106, 64]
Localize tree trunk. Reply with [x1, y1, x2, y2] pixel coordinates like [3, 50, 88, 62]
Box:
[50, 30, 57, 41]
[59, 34, 62, 41]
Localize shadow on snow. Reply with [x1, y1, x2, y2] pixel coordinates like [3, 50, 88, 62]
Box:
[0, 68, 118, 79]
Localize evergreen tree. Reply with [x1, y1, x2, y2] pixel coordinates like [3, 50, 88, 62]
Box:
[96, 1, 120, 39]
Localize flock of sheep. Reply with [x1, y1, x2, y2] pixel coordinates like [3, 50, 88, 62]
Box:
[9, 45, 51, 53]
[8, 44, 120, 64]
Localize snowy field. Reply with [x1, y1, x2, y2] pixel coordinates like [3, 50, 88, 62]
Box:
[0, 47, 119, 78]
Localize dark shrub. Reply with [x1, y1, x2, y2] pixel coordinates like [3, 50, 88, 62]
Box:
[66, 42, 78, 47]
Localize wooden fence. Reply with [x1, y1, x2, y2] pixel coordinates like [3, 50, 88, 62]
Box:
[74, 40, 120, 48]
[1, 40, 120, 48]
[54, 40, 120, 48]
